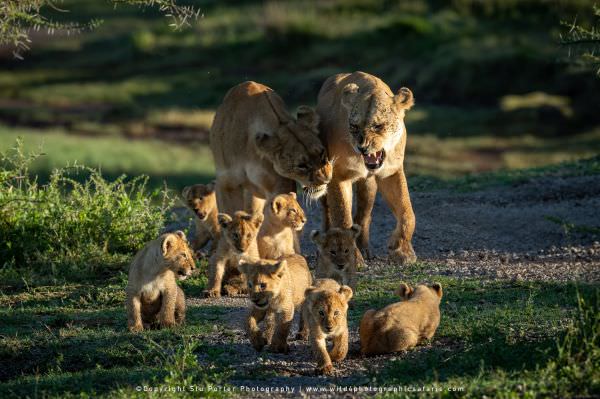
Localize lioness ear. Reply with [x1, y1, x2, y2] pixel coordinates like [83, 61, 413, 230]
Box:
[310, 230, 323, 246]
[395, 283, 413, 299]
[350, 224, 361, 239]
[270, 260, 287, 278]
[254, 131, 281, 154]
[271, 196, 285, 215]
[394, 87, 414, 111]
[252, 213, 264, 228]
[341, 83, 360, 110]
[296, 105, 320, 130]
[161, 234, 177, 257]
[431, 282, 443, 298]
[339, 285, 353, 302]
[218, 213, 232, 228]
[181, 186, 191, 200]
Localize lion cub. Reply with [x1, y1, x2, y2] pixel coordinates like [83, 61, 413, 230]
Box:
[311, 225, 362, 290]
[301, 278, 353, 375]
[239, 254, 312, 353]
[258, 192, 306, 259]
[181, 183, 219, 255]
[203, 211, 263, 298]
[360, 282, 443, 356]
[126, 231, 195, 332]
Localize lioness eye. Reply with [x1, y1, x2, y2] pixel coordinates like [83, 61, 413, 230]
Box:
[373, 124, 384, 131]
[344, 249, 349, 254]
[330, 250, 336, 256]
[319, 310, 325, 316]
[260, 283, 267, 289]
[297, 163, 308, 170]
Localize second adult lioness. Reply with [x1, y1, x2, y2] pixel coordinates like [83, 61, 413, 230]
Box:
[317, 71, 416, 264]
[210, 81, 332, 216]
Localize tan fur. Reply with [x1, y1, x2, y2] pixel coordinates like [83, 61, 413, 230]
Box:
[126, 231, 195, 332]
[301, 278, 353, 375]
[203, 211, 263, 298]
[181, 182, 220, 255]
[311, 224, 363, 291]
[210, 81, 332, 217]
[317, 71, 417, 264]
[359, 282, 443, 356]
[239, 254, 312, 353]
[258, 192, 306, 259]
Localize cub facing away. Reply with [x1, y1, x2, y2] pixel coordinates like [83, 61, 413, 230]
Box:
[203, 211, 263, 298]
[181, 183, 219, 255]
[239, 254, 312, 353]
[311, 224, 363, 291]
[258, 192, 306, 259]
[301, 278, 353, 375]
[360, 282, 443, 356]
[126, 231, 195, 332]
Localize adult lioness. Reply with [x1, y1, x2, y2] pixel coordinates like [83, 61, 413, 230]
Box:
[316, 71, 416, 264]
[210, 81, 332, 216]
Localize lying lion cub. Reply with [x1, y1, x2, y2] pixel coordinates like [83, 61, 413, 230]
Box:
[360, 282, 443, 356]
[239, 254, 312, 353]
[301, 278, 353, 375]
[258, 192, 306, 259]
[311, 224, 363, 291]
[126, 231, 195, 332]
[204, 211, 263, 298]
[181, 182, 219, 256]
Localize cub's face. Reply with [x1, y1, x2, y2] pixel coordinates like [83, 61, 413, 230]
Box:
[219, 211, 263, 253]
[306, 285, 353, 334]
[341, 83, 414, 171]
[255, 106, 332, 199]
[268, 192, 306, 231]
[182, 183, 216, 221]
[161, 231, 196, 280]
[239, 259, 287, 309]
[311, 225, 361, 272]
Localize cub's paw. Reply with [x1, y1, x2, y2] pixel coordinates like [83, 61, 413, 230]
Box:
[128, 323, 144, 333]
[316, 363, 334, 375]
[222, 284, 241, 297]
[295, 332, 308, 341]
[203, 289, 221, 298]
[159, 318, 176, 329]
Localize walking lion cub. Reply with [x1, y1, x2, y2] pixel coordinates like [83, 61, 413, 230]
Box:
[258, 192, 306, 259]
[181, 183, 219, 256]
[239, 254, 312, 353]
[126, 231, 195, 332]
[359, 282, 443, 356]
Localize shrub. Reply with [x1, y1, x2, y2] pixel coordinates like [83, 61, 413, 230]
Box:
[0, 139, 173, 277]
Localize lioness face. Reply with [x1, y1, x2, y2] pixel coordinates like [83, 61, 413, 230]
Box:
[341, 83, 414, 171]
[311, 225, 361, 271]
[269, 192, 306, 231]
[219, 211, 263, 253]
[239, 259, 287, 309]
[182, 183, 216, 221]
[255, 106, 332, 199]
[161, 231, 196, 280]
[309, 287, 352, 334]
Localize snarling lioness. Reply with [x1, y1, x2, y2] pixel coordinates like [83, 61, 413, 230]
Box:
[210, 81, 332, 216]
[316, 71, 416, 264]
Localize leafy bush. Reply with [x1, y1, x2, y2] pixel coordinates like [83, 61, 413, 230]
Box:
[0, 139, 173, 276]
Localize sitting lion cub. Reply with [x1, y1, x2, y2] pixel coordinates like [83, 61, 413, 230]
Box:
[181, 182, 219, 255]
[204, 211, 263, 298]
[301, 278, 353, 375]
[311, 225, 363, 291]
[360, 282, 443, 356]
[258, 192, 306, 259]
[238, 254, 312, 353]
[126, 231, 195, 332]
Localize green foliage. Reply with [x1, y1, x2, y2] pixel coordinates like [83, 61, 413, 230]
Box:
[0, 138, 173, 277]
[561, 5, 600, 76]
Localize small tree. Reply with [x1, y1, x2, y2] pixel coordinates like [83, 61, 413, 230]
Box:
[0, 0, 201, 59]
[561, 5, 600, 77]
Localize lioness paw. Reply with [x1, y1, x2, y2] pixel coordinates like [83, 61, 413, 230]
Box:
[317, 364, 334, 375]
[128, 323, 144, 333]
[389, 243, 417, 265]
[250, 334, 268, 352]
[203, 289, 221, 298]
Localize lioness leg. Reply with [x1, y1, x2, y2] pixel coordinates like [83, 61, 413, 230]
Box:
[376, 170, 416, 264]
[319, 194, 330, 231]
[354, 176, 377, 259]
[327, 179, 353, 228]
[215, 179, 244, 215]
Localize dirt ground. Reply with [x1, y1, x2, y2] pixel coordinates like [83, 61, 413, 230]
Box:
[187, 173, 600, 396]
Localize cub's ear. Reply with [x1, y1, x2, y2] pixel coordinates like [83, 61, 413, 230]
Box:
[310, 230, 323, 246]
[341, 83, 360, 110]
[181, 186, 191, 200]
[339, 285, 353, 302]
[350, 224, 362, 239]
[431, 282, 443, 298]
[271, 195, 285, 215]
[252, 213, 264, 228]
[218, 213, 233, 228]
[174, 230, 187, 242]
[395, 282, 413, 299]
[238, 259, 251, 275]
[296, 105, 320, 130]
[394, 87, 414, 111]
[206, 181, 216, 192]
[269, 260, 287, 278]
[289, 191, 297, 199]
[254, 131, 281, 154]
[161, 234, 178, 257]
